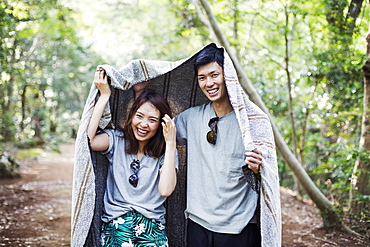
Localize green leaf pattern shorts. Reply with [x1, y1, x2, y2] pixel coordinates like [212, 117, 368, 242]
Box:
[101, 211, 169, 247]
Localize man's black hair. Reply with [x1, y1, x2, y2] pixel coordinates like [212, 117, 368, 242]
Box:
[194, 45, 224, 73]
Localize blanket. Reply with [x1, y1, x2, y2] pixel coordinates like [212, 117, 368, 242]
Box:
[71, 43, 281, 247]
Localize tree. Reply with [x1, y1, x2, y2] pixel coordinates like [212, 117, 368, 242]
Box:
[350, 33, 370, 216]
[325, 0, 366, 40]
[197, 0, 360, 233]
[322, 0, 370, 219]
[66, 0, 369, 233]
[0, 0, 99, 144]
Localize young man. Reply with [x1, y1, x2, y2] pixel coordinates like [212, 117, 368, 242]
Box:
[175, 46, 265, 246]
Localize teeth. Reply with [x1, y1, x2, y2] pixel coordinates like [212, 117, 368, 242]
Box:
[208, 89, 218, 94]
[138, 129, 148, 134]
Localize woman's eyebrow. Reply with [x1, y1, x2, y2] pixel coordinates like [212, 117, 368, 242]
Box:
[137, 110, 159, 120]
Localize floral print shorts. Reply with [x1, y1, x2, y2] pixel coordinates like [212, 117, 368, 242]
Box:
[101, 211, 169, 247]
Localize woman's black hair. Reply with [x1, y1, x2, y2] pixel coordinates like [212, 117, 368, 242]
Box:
[121, 89, 172, 158]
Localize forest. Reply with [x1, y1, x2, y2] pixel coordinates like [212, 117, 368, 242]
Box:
[1, 0, 369, 245]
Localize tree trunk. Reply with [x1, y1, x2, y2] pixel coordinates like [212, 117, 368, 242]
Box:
[325, 0, 365, 45]
[197, 0, 356, 232]
[298, 107, 310, 165]
[191, 0, 217, 43]
[232, 0, 240, 60]
[21, 85, 27, 130]
[283, 5, 304, 199]
[350, 33, 370, 215]
[3, 75, 14, 141]
[346, 0, 365, 38]
[284, 5, 298, 158]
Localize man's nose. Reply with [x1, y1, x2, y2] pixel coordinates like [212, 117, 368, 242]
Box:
[205, 77, 214, 86]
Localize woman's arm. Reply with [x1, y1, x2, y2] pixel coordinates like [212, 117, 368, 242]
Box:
[158, 114, 177, 197]
[87, 70, 110, 151]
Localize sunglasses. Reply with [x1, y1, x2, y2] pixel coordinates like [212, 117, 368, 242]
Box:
[207, 117, 219, 145]
[129, 159, 140, 187]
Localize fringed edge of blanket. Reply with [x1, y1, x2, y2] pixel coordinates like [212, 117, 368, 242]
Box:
[223, 47, 281, 247]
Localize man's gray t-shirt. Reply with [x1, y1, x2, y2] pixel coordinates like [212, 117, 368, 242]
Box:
[101, 129, 178, 224]
[175, 103, 258, 234]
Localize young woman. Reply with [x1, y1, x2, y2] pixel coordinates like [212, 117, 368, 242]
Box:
[88, 69, 177, 247]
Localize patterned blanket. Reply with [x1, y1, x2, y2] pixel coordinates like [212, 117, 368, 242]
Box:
[71, 43, 281, 246]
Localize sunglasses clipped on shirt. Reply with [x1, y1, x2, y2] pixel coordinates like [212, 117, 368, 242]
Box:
[129, 159, 140, 187]
[207, 117, 219, 145]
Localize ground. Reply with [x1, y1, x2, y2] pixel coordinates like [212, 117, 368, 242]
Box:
[0, 142, 369, 247]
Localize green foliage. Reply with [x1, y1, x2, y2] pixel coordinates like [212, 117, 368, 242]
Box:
[0, 152, 20, 178]
[311, 48, 364, 111]
[310, 145, 370, 226]
[309, 142, 356, 204]
[16, 138, 41, 149]
[0, 0, 369, 221]
[220, 2, 369, 219]
[0, 0, 100, 143]
[15, 148, 44, 160]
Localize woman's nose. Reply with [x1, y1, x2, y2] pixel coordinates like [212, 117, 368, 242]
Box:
[139, 120, 149, 127]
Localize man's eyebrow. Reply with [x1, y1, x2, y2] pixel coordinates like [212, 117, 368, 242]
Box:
[198, 70, 217, 76]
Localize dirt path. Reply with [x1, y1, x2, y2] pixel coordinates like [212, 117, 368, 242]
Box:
[0, 142, 368, 246]
[0, 142, 74, 246]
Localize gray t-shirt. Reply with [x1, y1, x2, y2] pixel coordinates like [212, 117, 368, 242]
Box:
[101, 129, 178, 224]
[175, 103, 258, 234]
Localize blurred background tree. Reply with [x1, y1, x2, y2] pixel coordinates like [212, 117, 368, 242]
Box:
[0, 0, 102, 148]
[1, 0, 369, 236]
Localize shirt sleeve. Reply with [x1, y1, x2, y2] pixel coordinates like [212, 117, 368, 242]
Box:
[101, 129, 116, 164]
[174, 111, 188, 146]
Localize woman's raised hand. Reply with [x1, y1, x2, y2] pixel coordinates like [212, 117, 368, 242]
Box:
[161, 114, 176, 144]
[94, 69, 111, 96]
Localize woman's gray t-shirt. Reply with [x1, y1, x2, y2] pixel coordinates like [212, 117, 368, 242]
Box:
[101, 129, 178, 224]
